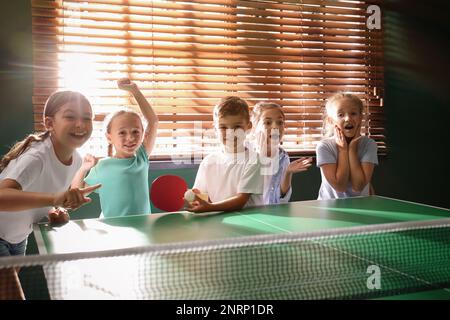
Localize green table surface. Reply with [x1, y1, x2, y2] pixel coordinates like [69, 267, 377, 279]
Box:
[33, 196, 450, 300]
[34, 196, 450, 254]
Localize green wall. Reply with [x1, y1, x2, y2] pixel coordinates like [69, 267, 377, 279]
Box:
[373, 0, 450, 208]
[0, 1, 33, 156]
[1, 1, 449, 215]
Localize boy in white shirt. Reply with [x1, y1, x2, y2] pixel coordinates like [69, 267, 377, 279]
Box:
[187, 96, 263, 213]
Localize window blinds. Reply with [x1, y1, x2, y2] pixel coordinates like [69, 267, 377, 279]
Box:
[31, 0, 385, 159]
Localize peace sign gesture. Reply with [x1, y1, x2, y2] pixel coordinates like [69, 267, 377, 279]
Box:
[53, 184, 101, 210]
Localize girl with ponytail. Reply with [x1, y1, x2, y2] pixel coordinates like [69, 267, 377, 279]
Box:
[0, 91, 101, 256]
[0, 90, 100, 299]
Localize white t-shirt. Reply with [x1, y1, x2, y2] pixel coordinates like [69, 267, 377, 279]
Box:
[193, 148, 264, 208]
[0, 138, 82, 243]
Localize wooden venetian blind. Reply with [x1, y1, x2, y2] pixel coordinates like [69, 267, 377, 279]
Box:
[31, 0, 385, 160]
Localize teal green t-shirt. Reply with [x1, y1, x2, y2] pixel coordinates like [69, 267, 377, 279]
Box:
[85, 146, 151, 217]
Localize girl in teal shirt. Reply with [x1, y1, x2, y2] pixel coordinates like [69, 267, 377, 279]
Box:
[72, 78, 158, 217]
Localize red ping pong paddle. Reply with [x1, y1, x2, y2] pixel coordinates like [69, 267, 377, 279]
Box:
[150, 175, 188, 212]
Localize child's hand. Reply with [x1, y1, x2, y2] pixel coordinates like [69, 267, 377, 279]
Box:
[334, 126, 348, 150]
[255, 129, 268, 150]
[81, 154, 97, 171]
[48, 207, 69, 225]
[117, 78, 138, 93]
[53, 184, 101, 210]
[349, 135, 363, 151]
[185, 189, 213, 213]
[286, 157, 313, 174]
[349, 123, 363, 151]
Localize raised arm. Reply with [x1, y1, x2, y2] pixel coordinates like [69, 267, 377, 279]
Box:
[117, 78, 159, 157]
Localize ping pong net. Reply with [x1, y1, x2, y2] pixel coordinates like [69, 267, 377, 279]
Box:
[1, 219, 449, 300]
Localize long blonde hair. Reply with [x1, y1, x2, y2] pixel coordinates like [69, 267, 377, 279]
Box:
[323, 92, 365, 137]
[0, 91, 91, 172]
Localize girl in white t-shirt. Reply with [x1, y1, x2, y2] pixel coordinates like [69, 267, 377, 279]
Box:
[0, 91, 100, 299]
[0, 91, 101, 256]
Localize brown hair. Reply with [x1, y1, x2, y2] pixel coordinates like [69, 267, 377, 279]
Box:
[323, 92, 365, 137]
[0, 91, 91, 172]
[213, 96, 250, 123]
[103, 108, 144, 156]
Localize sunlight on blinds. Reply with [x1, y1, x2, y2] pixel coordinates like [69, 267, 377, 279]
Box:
[32, 0, 385, 160]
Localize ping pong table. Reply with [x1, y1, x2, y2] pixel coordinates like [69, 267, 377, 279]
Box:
[32, 196, 450, 299]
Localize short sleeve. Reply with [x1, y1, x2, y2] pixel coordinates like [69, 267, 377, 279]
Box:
[0, 154, 43, 190]
[238, 160, 264, 194]
[316, 140, 337, 167]
[360, 138, 378, 165]
[193, 158, 208, 193]
[136, 145, 149, 163]
[73, 151, 83, 171]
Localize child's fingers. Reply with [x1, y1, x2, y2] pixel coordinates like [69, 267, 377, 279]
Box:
[61, 188, 93, 210]
[292, 158, 313, 168]
[297, 162, 312, 170]
[334, 125, 340, 134]
[77, 189, 91, 204]
[183, 199, 193, 210]
[186, 205, 197, 213]
[289, 160, 312, 173]
[87, 154, 98, 165]
[186, 201, 201, 213]
[74, 189, 85, 204]
[295, 157, 312, 164]
[80, 183, 102, 195]
[48, 211, 58, 220]
[63, 191, 77, 208]
[49, 207, 64, 215]
[117, 78, 131, 85]
[194, 195, 209, 205]
[334, 127, 341, 141]
[48, 211, 69, 224]
[69, 190, 83, 208]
